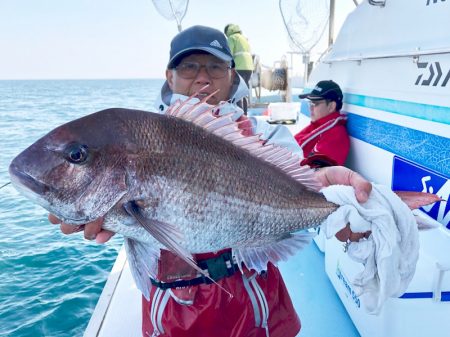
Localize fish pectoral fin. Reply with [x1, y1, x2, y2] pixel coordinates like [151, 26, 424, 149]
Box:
[123, 201, 204, 277]
[234, 232, 315, 273]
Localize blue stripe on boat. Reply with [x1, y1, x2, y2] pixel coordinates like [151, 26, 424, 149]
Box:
[400, 291, 450, 301]
[300, 90, 450, 124]
[346, 113, 450, 177]
[345, 93, 450, 125]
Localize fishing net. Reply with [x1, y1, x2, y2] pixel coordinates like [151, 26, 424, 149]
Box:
[279, 0, 330, 53]
[151, 0, 189, 32]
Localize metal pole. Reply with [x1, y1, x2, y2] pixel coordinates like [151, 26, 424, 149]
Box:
[328, 0, 335, 46]
[303, 53, 310, 82]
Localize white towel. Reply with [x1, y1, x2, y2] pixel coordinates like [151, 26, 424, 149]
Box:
[321, 184, 419, 314]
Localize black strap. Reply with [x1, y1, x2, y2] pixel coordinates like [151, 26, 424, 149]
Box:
[151, 251, 239, 290]
[151, 276, 211, 290]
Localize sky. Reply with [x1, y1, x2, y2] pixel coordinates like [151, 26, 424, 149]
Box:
[0, 0, 358, 80]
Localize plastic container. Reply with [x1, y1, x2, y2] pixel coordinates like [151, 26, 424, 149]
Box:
[267, 102, 300, 123]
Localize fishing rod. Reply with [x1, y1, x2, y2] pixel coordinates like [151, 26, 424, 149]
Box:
[0, 182, 11, 190]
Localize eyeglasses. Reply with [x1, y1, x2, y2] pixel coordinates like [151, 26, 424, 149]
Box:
[175, 61, 231, 79]
[308, 99, 329, 107]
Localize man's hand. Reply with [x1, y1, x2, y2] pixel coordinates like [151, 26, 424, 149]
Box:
[48, 214, 114, 244]
[236, 114, 254, 136]
[315, 165, 372, 203]
[315, 166, 373, 242]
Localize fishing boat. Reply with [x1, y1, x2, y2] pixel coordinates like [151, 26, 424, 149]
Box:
[84, 0, 450, 336]
[306, 1, 450, 336]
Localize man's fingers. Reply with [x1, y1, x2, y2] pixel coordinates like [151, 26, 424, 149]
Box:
[348, 170, 372, 203]
[236, 115, 253, 136]
[60, 223, 84, 234]
[48, 213, 61, 224]
[95, 230, 115, 244]
[83, 217, 104, 240]
[49, 213, 110, 243]
[316, 166, 372, 203]
[314, 166, 345, 187]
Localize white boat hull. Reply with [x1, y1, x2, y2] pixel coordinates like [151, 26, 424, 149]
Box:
[305, 1, 450, 336]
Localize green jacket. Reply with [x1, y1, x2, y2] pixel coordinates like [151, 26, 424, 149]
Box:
[225, 24, 253, 71]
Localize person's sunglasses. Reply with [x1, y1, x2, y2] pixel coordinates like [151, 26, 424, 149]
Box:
[308, 99, 329, 107]
[175, 61, 231, 79]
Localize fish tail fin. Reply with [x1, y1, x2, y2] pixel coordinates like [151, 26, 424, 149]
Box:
[395, 191, 443, 210]
[395, 191, 443, 230]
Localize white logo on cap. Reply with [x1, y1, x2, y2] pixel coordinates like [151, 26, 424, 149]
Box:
[314, 85, 323, 92]
[210, 40, 223, 49]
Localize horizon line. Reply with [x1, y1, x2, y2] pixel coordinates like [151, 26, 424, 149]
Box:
[0, 77, 165, 81]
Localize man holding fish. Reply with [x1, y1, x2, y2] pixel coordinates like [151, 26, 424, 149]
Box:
[48, 26, 373, 336]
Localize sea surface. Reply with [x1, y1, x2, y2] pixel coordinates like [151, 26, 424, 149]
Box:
[0, 79, 164, 337]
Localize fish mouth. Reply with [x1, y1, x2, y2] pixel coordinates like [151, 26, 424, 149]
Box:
[9, 164, 89, 225]
[9, 164, 52, 195]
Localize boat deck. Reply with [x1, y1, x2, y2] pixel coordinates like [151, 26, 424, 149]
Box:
[84, 242, 360, 337]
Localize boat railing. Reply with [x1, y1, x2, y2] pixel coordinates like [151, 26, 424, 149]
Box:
[323, 47, 450, 63]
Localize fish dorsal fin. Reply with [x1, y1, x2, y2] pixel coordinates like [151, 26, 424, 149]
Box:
[166, 96, 321, 191]
[233, 232, 316, 273]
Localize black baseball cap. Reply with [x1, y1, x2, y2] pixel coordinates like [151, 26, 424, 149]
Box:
[299, 80, 343, 103]
[167, 25, 235, 69]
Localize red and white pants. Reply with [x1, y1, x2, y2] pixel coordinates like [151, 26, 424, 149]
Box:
[142, 262, 301, 337]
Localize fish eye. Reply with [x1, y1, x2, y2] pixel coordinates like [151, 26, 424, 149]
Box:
[65, 143, 89, 164]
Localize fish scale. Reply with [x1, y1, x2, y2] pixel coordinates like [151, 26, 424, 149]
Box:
[129, 112, 333, 245]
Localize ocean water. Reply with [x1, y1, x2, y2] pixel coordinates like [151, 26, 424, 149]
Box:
[0, 79, 164, 337]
